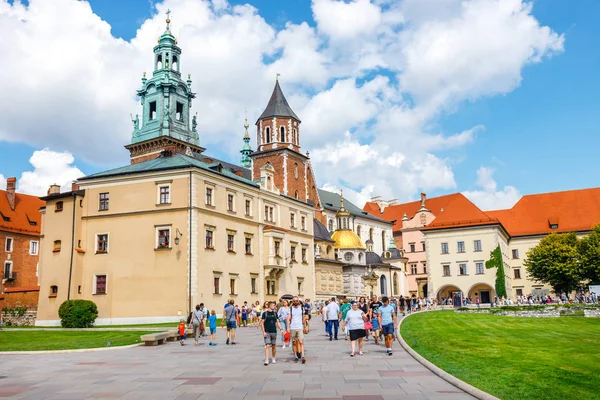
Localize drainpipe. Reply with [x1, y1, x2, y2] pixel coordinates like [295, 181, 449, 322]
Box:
[188, 171, 192, 314]
[67, 193, 77, 301]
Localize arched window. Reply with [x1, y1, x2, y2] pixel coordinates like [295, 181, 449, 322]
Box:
[294, 190, 299, 199]
[382, 231, 386, 253]
[369, 227, 374, 242]
[280, 126, 286, 142]
[356, 225, 361, 238]
[294, 163, 298, 179]
[380, 275, 387, 295]
[172, 55, 178, 71]
[293, 128, 297, 144]
[165, 53, 170, 68]
[267, 176, 272, 190]
[326, 245, 332, 256]
[156, 54, 163, 70]
[265, 127, 271, 143]
[393, 272, 399, 295]
[328, 219, 333, 232]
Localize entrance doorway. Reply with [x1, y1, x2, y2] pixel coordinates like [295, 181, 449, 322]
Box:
[480, 291, 490, 304]
[422, 284, 428, 297]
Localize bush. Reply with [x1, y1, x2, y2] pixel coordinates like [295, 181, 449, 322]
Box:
[58, 300, 98, 328]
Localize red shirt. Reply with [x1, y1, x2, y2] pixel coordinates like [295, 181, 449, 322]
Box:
[178, 323, 186, 336]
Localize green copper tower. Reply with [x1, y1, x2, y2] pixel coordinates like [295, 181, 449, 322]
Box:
[130, 11, 199, 146]
[240, 109, 252, 168]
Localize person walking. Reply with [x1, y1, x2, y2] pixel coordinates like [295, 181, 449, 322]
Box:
[277, 299, 290, 347]
[340, 299, 351, 340]
[261, 301, 283, 365]
[207, 310, 217, 346]
[324, 297, 340, 341]
[191, 305, 204, 345]
[303, 298, 313, 333]
[342, 301, 368, 356]
[378, 296, 397, 356]
[369, 295, 382, 345]
[287, 296, 307, 364]
[222, 299, 239, 345]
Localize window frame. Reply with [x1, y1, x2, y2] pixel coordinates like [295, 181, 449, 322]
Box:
[93, 274, 107, 295]
[205, 229, 214, 249]
[301, 246, 308, 263]
[475, 262, 484, 275]
[205, 186, 214, 206]
[457, 241, 465, 253]
[266, 279, 276, 295]
[514, 268, 522, 279]
[290, 212, 296, 228]
[99, 192, 109, 211]
[441, 242, 449, 254]
[29, 240, 39, 256]
[227, 233, 235, 253]
[3, 260, 13, 279]
[229, 276, 237, 295]
[245, 237, 252, 255]
[227, 193, 235, 212]
[158, 185, 171, 205]
[442, 264, 451, 277]
[5, 237, 13, 252]
[459, 263, 468, 276]
[473, 240, 482, 252]
[301, 215, 306, 231]
[250, 276, 257, 294]
[55, 201, 63, 212]
[410, 264, 418, 275]
[155, 226, 171, 249]
[274, 240, 281, 257]
[53, 240, 62, 253]
[213, 276, 221, 295]
[512, 249, 519, 259]
[245, 198, 252, 216]
[96, 233, 109, 254]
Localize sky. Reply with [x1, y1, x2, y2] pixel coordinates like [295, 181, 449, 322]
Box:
[0, 0, 598, 210]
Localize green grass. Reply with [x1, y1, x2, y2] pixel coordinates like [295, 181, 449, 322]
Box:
[401, 311, 600, 400]
[2, 319, 223, 329]
[0, 330, 155, 351]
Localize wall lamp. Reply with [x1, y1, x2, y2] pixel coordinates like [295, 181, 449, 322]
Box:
[174, 228, 183, 246]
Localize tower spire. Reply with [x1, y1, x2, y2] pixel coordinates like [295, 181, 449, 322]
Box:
[240, 108, 252, 168]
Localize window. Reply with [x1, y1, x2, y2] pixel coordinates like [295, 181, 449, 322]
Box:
[264, 205, 275, 222]
[294, 190, 299, 199]
[96, 234, 108, 253]
[422, 263, 427, 274]
[245, 237, 252, 255]
[5, 237, 13, 252]
[443, 265, 451, 276]
[344, 252, 354, 262]
[422, 242, 426, 252]
[159, 186, 170, 204]
[227, 194, 234, 211]
[297, 279, 304, 295]
[245, 199, 251, 216]
[302, 247, 307, 263]
[274, 241, 281, 257]
[291, 246, 296, 262]
[369, 228, 373, 242]
[157, 228, 170, 248]
[474, 240, 482, 252]
[53, 240, 62, 252]
[328, 219, 333, 232]
[550, 224, 558, 229]
[265, 126, 271, 143]
[266, 279, 276, 295]
[99, 193, 109, 211]
[301, 216, 306, 230]
[230, 278, 236, 295]
[3, 261, 12, 279]
[280, 126, 285, 142]
[459, 263, 467, 275]
[290, 213, 295, 228]
[441, 242, 449, 254]
[205, 188, 213, 205]
[294, 163, 298, 179]
[227, 234, 235, 252]
[457, 241, 465, 253]
[29, 241, 39, 256]
[176, 102, 184, 121]
[55, 201, 63, 212]
[409, 243, 415, 253]
[149, 101, 157, 120]
[514, 268, 521, 279]
[94, 275, 107, 295]
[476, 262, 484, 274]
[251, 277, 257, 293]
[356, 225, 361, 237]
[410, 264, 418, 275]
[205, 230, 214, 249]
[512, 249, 519, 259]
[516, 288, 523, 296]
[213, 277, 220, 294]
[50, 285, 58, 297]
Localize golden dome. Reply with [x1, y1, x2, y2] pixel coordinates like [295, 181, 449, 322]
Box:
[331, 230, 365, 250]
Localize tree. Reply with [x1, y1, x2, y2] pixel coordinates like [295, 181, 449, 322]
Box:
[485, 245, 507, 298]
[579, 224, 600, 284]
[524, 232, 582, 294]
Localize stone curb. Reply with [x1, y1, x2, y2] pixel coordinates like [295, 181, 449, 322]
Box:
[398, 310, 500, 400]
[0, 343, 144, 355]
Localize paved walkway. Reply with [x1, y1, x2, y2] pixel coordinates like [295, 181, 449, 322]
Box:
[0, 325, 472, 400]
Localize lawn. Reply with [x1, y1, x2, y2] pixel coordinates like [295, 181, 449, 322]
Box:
[400, 311, 600, 400]
[0, 330, 155, 351]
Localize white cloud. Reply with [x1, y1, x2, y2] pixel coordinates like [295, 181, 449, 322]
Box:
[312, 0, 382, 40]
[0, 174, 6, 190]
[16, 149, 84, 196]
[463, 167, 521, 210]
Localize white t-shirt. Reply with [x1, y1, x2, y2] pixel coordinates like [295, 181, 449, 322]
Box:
[289, 305, 304, 330]
[325, 302, 340, 321]
[345, 309, 365, 330]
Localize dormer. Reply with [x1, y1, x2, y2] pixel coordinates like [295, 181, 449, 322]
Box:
[259, 163, 280, 194]
[548, 216, 559, 230]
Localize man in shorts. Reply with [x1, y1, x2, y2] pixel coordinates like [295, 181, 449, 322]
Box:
[222, 299, 238, 345]
[287, 296, 307, 364]
[378, 296, 397, 356]
[261, 301, 283, 365]
[303, 298, 313, 332]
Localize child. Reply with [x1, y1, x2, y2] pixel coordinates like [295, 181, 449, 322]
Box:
[208, 310, 217, 346]
[178, 319, 187, 346]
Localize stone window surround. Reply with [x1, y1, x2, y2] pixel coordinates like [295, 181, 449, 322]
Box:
[95, 233, 109, 254]
[93, 274, 107, 295]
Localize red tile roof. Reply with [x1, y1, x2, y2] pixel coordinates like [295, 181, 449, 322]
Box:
[487, 187, 600, 237]
[0, 189, 44, 235]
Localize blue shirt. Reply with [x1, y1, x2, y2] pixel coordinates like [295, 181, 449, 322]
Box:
[379, 304, 395, 325]
[208, 315, 217, 329]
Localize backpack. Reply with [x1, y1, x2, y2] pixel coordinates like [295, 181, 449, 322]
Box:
[186, 311, 193, 324]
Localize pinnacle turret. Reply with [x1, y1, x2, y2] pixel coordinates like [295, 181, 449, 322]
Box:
[240, 109, 253, 168]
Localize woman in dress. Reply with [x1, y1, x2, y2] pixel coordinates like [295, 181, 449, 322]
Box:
[277, 299, 290, 347]
[342, 301, 368, 356]
[358, 297, 369, 341]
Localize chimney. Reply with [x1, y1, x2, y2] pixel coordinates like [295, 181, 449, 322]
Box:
[420, 192, 426, 206]
[48, 184, 61, 195]
[71, 182, 79, 191]
[6, 177, 16, 210]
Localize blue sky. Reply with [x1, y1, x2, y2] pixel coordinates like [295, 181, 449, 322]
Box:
[0, 0, 598, 208]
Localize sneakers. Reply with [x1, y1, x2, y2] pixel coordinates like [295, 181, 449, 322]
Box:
[301, 357, 306, 364]
[231, 342, 237, 345]
[226, 338, 230, 345]
[387, 349, 393, 356]
[271, 358, 277, 364]
[180, 341, 185, 346]
[264, 359, 269, 366]
[294, 357, 299, 363]
[329, 336, 333, 341]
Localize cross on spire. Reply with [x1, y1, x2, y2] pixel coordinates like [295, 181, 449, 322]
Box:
[276, 72, 281, 82]
[165, 9, 171, 30]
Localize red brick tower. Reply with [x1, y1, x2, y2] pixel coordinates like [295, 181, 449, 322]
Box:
[251, 79, 323, 217]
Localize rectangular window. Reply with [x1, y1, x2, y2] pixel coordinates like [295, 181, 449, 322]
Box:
[96, 234, 108, 254]
[227, 234, 235, 252]
[301, 216, 306, 230]
[3, 261, 12, 279]
[176, 102, 184, 121]
[205, 230, 213, 248]
[245, 199, 251, 216]
[476, 262, 484, 274]
[55, 201, 63, 212]
[205, 188, 213, 205]
[53, 240, 62, 252]
[512, 249, 519, 259]
[213, 277, 220, 294]
[159, 186, 170, 204]
[457, 241, 465, 253]
[95, 275, 107, 295]
[50, 285, 58, 296]
[516, 288, 523, 296]
[269, 206, 274, 222]
[230, 278, 236, 295]
[422, 263, 427, 274]
[149, 101, 157, 120]
[443, 265, 451, 276]
[459, 263, 467, 275]
[297, 279, 304, 295]
[264, 205, 269, 221]
[410, 264, 418, 274]
[274, 241, 280, 257]
[441, 242, 449, 254]
[157, 228, 170, 248]
[5, 237, 13, 252]
[302, 247, 307, 263]
[409, 243, 415, 252]
[245, 237, 252, 255]
[290, 245, 296, 262]
[99, 193, 109, 211]
[422, 242, 426, 252]
[514, 268, 521, 279]
[227, 194, 234, 211]
[474, 240, 482, 252]
[264, 205, 275, 222]
[266, 279, 276, 295]
[30, 241, 39, 255]
[251, 277, 257, 293]
[290, 213, 295, 228]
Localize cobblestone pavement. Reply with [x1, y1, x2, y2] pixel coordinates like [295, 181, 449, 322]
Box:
[0, 324, 473, 400]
